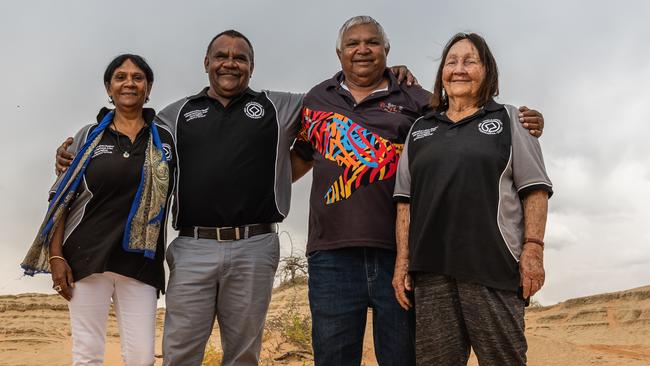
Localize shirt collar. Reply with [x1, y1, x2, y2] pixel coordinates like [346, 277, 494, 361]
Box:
[326, 69, 400, 95]
[484, 99, 504, 112]
[429, 98, 504, 121]
[96, 107, 157, 125]
[187, 86, 257, 102]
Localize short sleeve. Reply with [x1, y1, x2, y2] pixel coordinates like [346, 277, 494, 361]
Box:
[506, 104, 553, 198]
[393, 123, 416, 202]
[291, 106, 315, 161]
[155, 97, 189, 140]
[264, 90, 305, 137]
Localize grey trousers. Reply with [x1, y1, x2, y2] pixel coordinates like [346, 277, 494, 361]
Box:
[162, 233, 280, 366]
[414, 274, 527, 366]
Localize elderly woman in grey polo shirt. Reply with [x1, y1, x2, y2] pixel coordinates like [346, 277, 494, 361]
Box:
[392, 33, 552, 366]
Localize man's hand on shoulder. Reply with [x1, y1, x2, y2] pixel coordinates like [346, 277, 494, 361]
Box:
[389, 65, 419, 87]
[518, 106, 544, 138]
[55, 137, 74, 175]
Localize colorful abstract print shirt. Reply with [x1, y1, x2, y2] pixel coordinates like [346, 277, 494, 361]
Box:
[294, 71, 431, 253]
[301, 107, 403, 205]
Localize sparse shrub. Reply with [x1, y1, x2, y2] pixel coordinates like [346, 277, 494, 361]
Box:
[529, 298, 543, 308]
[276, 231, 309, 290]
[282, 305, 312, 350]
[267, 297, 312, 351]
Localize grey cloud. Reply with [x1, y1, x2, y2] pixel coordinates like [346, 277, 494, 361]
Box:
[1, 1, 649, 305]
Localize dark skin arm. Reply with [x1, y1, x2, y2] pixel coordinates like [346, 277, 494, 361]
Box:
[518, 106, 544, 137]
[49, 209, 74, 301]
[389, 65, 419, 87]
[290, 150, 313, 183]
[55, 137, 74, 175]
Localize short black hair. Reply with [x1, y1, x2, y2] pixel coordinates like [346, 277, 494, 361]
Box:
[206, 29, 254, 63]
[103, 54, 154, 85]
[431, 33, 499, 111]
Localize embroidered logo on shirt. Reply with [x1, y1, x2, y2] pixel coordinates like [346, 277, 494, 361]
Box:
[162, 143, 173, 161]
[244, 101, 265, 119]
[478, 119, 503, 135]
[412, 127, 439, 141]
[92, 144, 114, 158]
[378, 101, 404, 114]
[184, 108, 209, 122]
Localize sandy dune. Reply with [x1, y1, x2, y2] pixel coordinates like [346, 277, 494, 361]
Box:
[1, 284, 649, 365]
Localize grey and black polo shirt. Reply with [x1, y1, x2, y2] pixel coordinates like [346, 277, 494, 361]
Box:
[293, 71, 432, 254]
[155, 87, 303, 228]
[53, 108, 177, 292]
[393, 100, 553, 292]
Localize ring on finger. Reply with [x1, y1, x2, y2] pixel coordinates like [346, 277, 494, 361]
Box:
[53, 284, 62, 292]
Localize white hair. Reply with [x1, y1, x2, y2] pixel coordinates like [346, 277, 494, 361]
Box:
[336, 15, 390, 51]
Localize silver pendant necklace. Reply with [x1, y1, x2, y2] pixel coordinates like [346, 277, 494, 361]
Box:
[112, 122, 131, 159]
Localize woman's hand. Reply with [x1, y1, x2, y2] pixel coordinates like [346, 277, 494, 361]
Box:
[50, 258, 74, 301]
[519, 243, 545, 299]
[392, 256, 413, 310]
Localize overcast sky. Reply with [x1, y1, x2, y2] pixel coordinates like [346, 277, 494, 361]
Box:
[1, 0, 648, 305]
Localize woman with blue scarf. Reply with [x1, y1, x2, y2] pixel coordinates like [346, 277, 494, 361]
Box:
[22, 54, 175, 366]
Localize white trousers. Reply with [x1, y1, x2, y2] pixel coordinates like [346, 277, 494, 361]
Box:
[68, 271, 157, 366]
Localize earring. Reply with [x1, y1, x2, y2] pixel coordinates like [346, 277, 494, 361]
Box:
[145, 97, 150, 103]
[109, 96, 114, 105]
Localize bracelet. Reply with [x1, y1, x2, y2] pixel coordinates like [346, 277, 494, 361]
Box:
[524, 237, 544, 248]
[49, 256, 67, 263]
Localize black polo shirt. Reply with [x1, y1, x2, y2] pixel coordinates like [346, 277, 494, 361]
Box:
[393, 100, 553, 291]
[55, 108, 176, 292]
[155, 88, 303, 228]
[293, 71, 431, 254]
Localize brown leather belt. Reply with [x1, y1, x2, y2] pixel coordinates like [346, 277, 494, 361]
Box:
[179, 224, 277, 241]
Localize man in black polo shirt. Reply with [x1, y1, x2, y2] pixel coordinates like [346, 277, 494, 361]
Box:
[152, 31, 303, 366]
[291, 16, 544, 366]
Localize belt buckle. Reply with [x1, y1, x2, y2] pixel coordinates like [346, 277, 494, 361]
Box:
[216, 227, 228, 242]
[216, 227, 241, 241]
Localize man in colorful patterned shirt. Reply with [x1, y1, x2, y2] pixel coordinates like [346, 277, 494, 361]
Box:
[291, 16, 544, 366]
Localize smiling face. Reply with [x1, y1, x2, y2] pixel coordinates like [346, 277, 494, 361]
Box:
[204, 35, 253, 102]
[442, 39, 486, 102]
[337, 23, 388, 86]
[105, 59, 151, 110]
